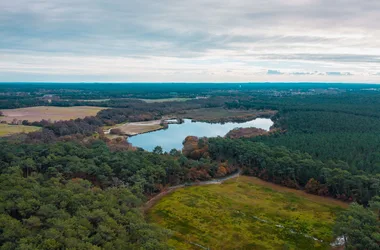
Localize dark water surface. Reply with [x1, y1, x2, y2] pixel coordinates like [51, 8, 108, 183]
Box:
[128, 118, 273, 152]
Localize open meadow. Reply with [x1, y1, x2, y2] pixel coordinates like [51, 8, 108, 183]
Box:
[0, 124, 41, 137]
[148, 176, 347, 250]
[0, 106, 106, 123]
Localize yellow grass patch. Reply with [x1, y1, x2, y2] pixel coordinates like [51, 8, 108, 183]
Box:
[0, 124, 41, 137]
[0, 106, 106, 123]
[148, 176, 346, 250]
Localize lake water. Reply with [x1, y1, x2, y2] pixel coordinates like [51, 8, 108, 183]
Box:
[128, 118, 273, 152]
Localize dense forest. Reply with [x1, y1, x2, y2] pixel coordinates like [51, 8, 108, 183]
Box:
[224, 92, 380, 171]
[2, 83, 380, 249]
[0, 139, 239, 249]
[0, 172, 170, 249]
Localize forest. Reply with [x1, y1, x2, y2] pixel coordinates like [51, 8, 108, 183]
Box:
[0, 138, 240, 249]
[0, 82, 377, 109]
[1, 83, 380, 249]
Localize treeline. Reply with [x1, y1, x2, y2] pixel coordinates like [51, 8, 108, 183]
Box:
[0, 83, 241, 109]
[190, 137, 380, 205]
[0, 140, 236, 195]
[0, 95, 47, 109]
[20, 117, 103, 139]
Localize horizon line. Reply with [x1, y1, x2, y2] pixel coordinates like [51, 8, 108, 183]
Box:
[1, 81, 380, 85]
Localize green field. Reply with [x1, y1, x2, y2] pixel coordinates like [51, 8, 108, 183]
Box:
[148, 176, 346, 250]
[0, 124, 41, 137]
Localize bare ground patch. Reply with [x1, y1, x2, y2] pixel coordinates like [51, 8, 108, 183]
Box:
[105, 120, 164, 136]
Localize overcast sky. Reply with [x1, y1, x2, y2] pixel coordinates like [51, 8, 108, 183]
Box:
[1, 0, 380, 82]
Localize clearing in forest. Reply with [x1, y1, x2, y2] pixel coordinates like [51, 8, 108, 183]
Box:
[0, 106, 106, 123]
[148, 176, 346, 250]
[0, 124, 41, 137]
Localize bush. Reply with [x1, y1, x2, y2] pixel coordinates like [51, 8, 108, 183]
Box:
[110, 128, 124, 135]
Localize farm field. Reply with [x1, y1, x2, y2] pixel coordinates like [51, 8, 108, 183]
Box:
[0, 124, 41, 137]
[176, 108, 277, 122]
[148, 176, 347, 250]
[0, 106, 106, 123]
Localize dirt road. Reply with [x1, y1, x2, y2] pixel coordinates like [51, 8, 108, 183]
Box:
[143, 170, 241, 213]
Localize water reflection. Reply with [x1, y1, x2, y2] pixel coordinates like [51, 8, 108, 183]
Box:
[128, 118, 273, 152]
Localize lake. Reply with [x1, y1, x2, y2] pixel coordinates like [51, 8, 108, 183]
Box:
[128, 118, 273, 152]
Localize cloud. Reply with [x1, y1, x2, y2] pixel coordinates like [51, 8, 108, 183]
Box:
[291, 72, 314, 75]
[267, 70, 284, 75]
[254, 54, 380, 64]
[326, 72, 353, 76]
[0, 0, 379, 81]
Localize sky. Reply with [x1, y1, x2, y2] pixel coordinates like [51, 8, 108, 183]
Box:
[0, 0, 380, 83]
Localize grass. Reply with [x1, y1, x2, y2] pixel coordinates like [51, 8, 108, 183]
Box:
[0, 106, 106, 123]
[140, 98, 192, 103]
[148, 176, 346, 250]
[0, 124, 41, 137]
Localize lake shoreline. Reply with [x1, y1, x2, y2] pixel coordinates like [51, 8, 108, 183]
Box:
[128, 117, 274, 152]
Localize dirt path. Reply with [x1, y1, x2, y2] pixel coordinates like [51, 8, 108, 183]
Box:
[143, 170, 241, 213]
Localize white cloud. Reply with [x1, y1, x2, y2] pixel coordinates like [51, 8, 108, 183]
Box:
[267, 70, 284, 75]
[326, 72, 353, 76]
[0, 0, 380, 82]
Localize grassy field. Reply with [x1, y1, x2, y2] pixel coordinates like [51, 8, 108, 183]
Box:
[0, 124, 41, 137]
[176, 108, 277, 122]
[148, 176, 346, 250]
[140, 98, 192, 103]
[0, 106, 106, 123]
